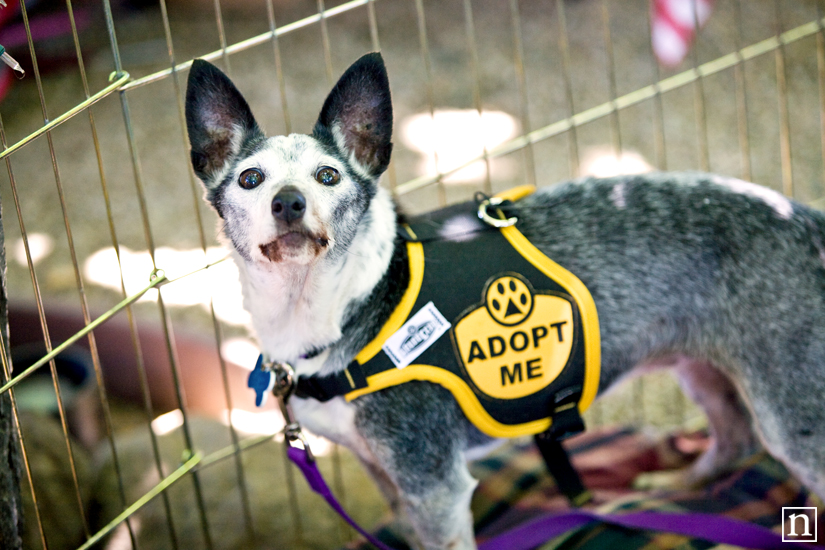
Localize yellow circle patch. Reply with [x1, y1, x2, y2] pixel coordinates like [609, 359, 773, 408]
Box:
[453, 274, 576, 400]
[485, 275, 533, 326]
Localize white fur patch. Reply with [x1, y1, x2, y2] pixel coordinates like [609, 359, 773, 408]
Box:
[611, 182, 627, 209]
[291, 395, 360, 448]
[712, 176, 793, 219]
[438, 214, 484, 242]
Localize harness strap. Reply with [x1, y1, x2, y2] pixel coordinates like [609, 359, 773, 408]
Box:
[534, 434, 592, 507]
[294, 361, 367, 402]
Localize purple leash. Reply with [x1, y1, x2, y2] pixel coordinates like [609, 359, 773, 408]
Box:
[255, 356, 394, 550]
[287, 445, 395, 550]
[287, 442, 822, 550]
[478, 508, 823, 550]
[259, 358, 821, 550]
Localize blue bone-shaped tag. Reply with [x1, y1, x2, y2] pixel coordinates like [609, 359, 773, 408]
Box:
[248, 354, 275, 407]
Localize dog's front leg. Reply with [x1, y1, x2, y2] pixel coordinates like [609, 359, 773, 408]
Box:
[355, 384, 479, 550]
[367, 445, 476, 550]
[399, 459, 477, 550]
[355, 451, 477, 550]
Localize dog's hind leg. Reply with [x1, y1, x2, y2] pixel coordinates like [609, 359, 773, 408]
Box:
[674, 359, 761, 484]
[745, 381, 825, 503]
[636, 358, 760, 490]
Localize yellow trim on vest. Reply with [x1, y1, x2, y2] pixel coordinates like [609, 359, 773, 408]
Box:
[345, 364, 551, 438]
[353, 228, 425, 366]
[498, 226, 601, 414]
[495, 184, 536, 202]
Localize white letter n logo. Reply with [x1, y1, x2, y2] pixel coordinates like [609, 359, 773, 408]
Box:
[783, 507, 818, 542]
[788, 514, 811, 536]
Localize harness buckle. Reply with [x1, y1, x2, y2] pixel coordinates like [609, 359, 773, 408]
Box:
[477, 196, 518, 228]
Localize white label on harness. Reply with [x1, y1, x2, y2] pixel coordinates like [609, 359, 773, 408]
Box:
[382, 302, 451, 369]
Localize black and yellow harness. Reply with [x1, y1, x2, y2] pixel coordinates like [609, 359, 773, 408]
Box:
[288, 186, 600, 503]
[296, 185, 600, 437]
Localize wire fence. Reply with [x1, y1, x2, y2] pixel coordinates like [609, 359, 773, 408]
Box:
[1, 0, 824, 548]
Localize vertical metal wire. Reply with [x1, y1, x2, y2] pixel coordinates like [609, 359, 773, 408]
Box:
[602, 0, 647, 427]
[212, 0, 232, 74]
[367, 0, 399, 192]
[367, 0, 381, 51]
[261, 6, 304, 545]
[817, 1, 825, 192]
[0, 117, 48, 550]
[313, 3, 349, 543]
[413, 0, 446, 206]
[731, 0, 752, 181]
[11, 0, 100, 540]
[80, 84, 180, 550]
[78, 28, 181, 548]
[265, 0, 293, 134]
[689, 0, 710, 172]
[330, 444, 350, 544]
[62, 0, 156, 546]
[645, 0, 667, 170]
[554, 0, 598, 425]
[461, 0, 492, 195]
[156, 0, 257, 540]
[99, 0, 215, 544]
[600, 0, 622, 157]
[280, 442, 304, 543]
[508, 0, 537, 188]
[2, 141, 90, 542]
[318, 0, 335, 86]
[554, 0, 580, 177]
[774, 0, 793, 196]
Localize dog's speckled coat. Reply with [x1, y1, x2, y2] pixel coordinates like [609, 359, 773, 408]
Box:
[186, 53, 825, 549]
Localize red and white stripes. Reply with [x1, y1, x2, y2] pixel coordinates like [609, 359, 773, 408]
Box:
[651, 0, 714, 66]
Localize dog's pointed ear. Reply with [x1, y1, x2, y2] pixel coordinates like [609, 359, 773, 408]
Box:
[313, 53, 393, 178]
[185, 59, 263, 187]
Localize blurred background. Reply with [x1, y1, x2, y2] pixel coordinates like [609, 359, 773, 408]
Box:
[1, 0, 824, 548]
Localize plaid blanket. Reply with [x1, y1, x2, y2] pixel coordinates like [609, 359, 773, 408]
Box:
[348, 426, 824, 549]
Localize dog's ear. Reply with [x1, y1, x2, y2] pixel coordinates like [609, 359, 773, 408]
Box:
[313, 52, 393, 178]
[185, 59, 263, 187]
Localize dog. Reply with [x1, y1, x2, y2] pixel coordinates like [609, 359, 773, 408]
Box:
[185, 52, 825, 549]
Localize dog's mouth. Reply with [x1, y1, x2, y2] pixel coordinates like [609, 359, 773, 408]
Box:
[259, 230, 330, 263]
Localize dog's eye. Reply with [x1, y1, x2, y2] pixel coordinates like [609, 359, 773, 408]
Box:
[239, 168, 264, 189]
[315, 166, 340, 186]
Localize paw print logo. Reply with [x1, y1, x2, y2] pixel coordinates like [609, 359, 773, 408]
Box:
[484, 274, 534, 326]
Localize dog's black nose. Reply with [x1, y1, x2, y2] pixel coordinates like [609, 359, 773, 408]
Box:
[272, 187, 306, 223]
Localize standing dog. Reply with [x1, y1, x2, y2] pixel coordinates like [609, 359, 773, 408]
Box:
[185, 53, 825, 549]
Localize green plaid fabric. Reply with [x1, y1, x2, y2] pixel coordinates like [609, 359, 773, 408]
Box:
[348, 427, 823, 550]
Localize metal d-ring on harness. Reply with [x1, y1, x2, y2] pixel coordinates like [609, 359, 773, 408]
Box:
[477, 194, 519, 228]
